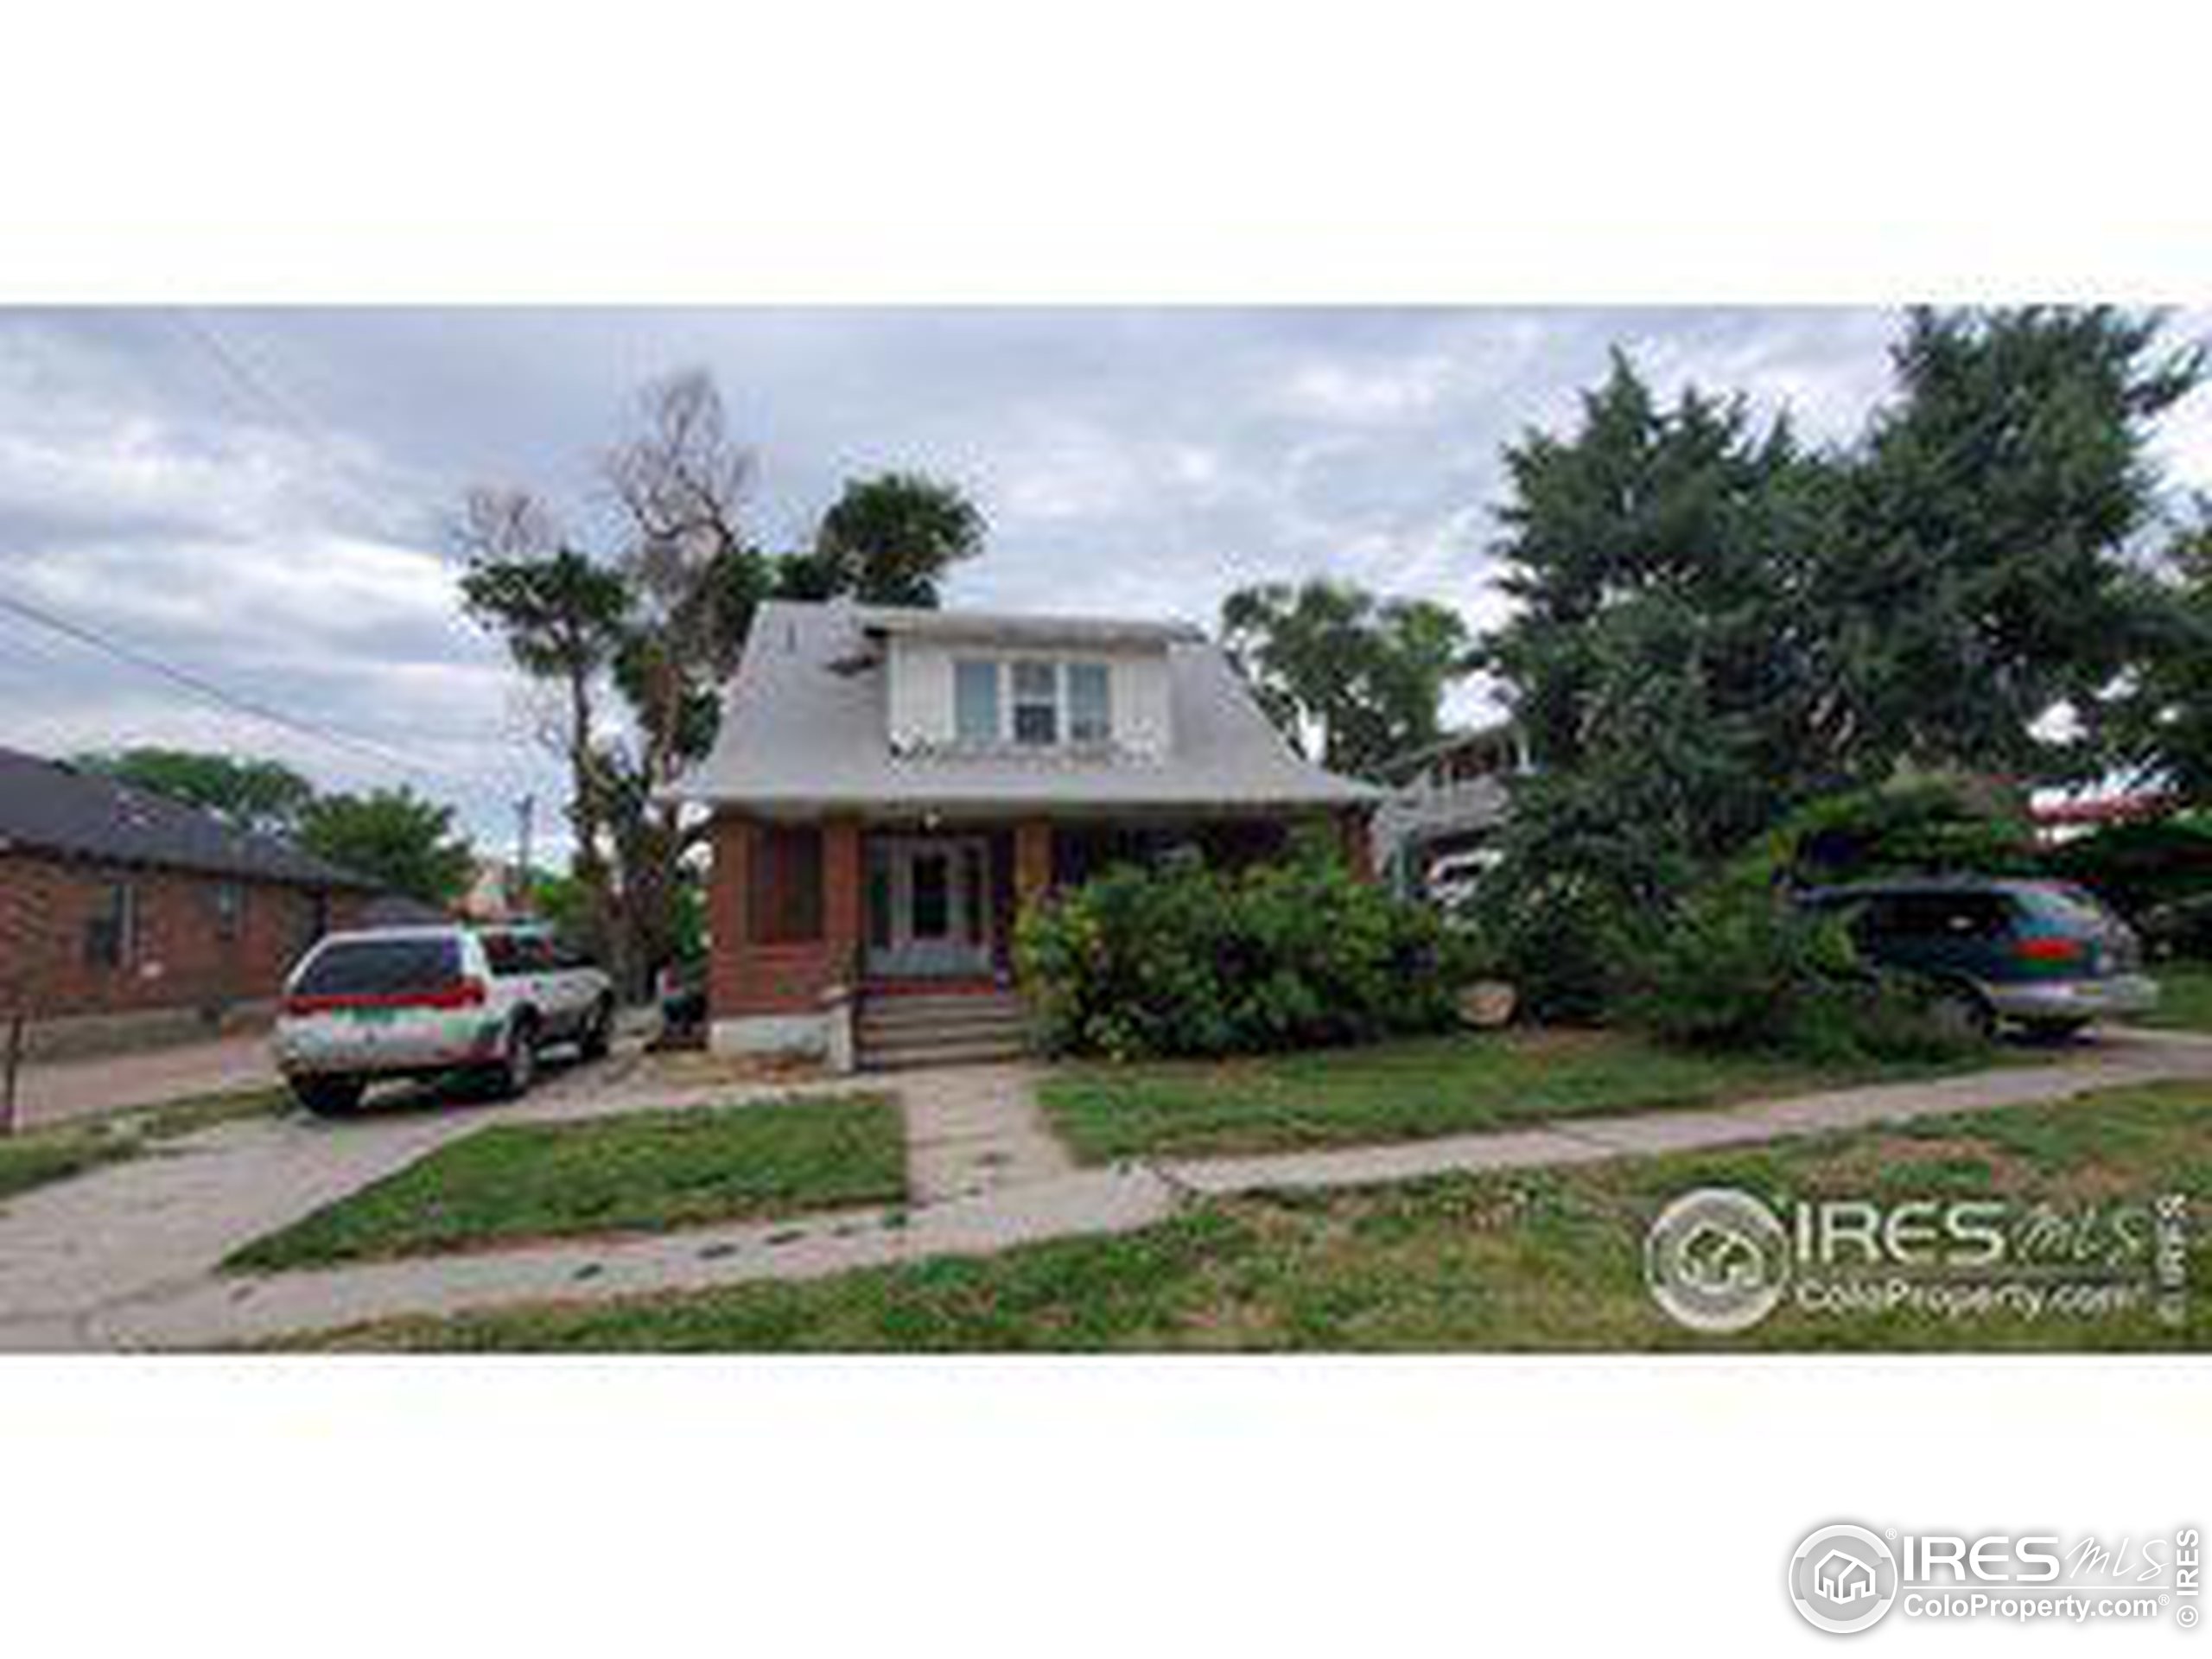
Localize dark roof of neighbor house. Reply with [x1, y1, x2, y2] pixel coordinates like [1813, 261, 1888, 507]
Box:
[0, 747, 378, 890]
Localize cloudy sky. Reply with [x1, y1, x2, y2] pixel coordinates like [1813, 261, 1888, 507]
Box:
[3, 307, 2209, 860]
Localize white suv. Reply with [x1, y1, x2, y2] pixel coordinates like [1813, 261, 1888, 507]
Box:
[274, 925, 615, 1116]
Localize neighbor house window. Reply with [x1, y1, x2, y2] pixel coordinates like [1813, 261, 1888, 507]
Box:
[954, 658, 1001, 745]
[84, 880, 137, 969]
[1067, 662, 1111, 743]
[209, 880, 245, 944]
[748, 824, 824, 944]
[1011, 660, 1058, 746]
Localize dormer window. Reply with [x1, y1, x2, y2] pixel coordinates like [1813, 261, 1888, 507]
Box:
[954, 658, 1001, 745]
[1011, 660, 1059, 746]
[1067, 662, 1111, 743]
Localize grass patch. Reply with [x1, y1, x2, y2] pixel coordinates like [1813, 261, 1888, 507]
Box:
[2144, 963, 2212, 1033]
[0, 1086, 285, 1205]
[292, 1081, 2211, 1352]
[227, 1094, 906, 1272]
[1038, 1028, 1993, 1163]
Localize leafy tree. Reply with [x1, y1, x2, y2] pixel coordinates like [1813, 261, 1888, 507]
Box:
[1220, 578, 1472, 779]
[298, 786, 474, 906]
[74, 747, 315, 836]
[1483, 353, 1840, 926]
[457, 372, 989, 993]
[1830, 307, 2202, 782]
[780, 472, 985, 607]
[2104, 499, 2212, 801]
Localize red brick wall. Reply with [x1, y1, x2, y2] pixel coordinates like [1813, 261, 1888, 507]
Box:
[0, 849, 365, 1021]
[706, 812, 861, 1019]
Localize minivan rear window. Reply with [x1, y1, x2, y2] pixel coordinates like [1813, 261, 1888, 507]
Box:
[296, 938, 461, 997]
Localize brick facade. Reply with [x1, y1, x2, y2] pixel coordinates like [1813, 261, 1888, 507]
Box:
[705, 811, 863, 1019]
[0, 848, 367, 1027]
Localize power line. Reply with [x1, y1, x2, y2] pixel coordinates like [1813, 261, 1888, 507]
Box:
[0, 582, 479, 785]
[163, 308, 340, 455]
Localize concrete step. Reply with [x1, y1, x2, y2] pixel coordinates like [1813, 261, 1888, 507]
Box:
[861, 1010, 1031, 1043]
[861, 1001, 1027, 1035]
[861, 1032, 1034, 1070]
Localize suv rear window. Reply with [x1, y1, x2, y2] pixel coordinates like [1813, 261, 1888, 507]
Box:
[296, 938, 461, 997]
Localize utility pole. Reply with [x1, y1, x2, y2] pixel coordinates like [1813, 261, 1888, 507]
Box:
[513, 792, 535, 918]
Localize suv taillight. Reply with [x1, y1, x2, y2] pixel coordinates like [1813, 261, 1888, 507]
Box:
[2016, 936, 2086, 965]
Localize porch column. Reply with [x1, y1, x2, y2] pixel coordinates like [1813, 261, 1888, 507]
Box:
[705, 810, 751, 1022]
[1338, 806, 1376, 882]
[823, 816, 862, 982]
[1014, 818, 1053, 912]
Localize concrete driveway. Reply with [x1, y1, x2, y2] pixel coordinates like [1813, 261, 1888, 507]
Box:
[0, 1040, 854, 1350]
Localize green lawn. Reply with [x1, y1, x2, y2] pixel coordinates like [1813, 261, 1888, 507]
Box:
[287, 1081, 2208, 1353]
[0, 1087, 286, 1205]
[290, 1081, 2209, 1352]
[228, 1094, 906, 1272]
[2145, 963, 2212, 1033]
[1037, 1028, 1991, 1163]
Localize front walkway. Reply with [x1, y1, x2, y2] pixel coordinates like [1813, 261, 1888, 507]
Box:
[5, 1029, 2209, 1350]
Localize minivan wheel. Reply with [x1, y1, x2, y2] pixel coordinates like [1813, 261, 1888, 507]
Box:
[2021, 1016, 2091, 1045]
[579, 996, 614, 1062]
[291, 1076, 366, 1117]
[493, 1015, 540, 1099]
[1925, 982, 1997, 1044]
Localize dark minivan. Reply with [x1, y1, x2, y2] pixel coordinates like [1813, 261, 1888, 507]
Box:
[1798, 877, 2158, 1039]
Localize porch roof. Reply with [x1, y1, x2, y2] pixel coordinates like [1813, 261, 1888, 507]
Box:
[672, 600, 1378, 814]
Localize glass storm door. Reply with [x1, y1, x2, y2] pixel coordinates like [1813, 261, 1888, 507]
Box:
[866, 836, 991, 977]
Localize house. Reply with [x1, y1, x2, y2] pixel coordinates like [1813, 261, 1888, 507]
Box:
[1371, 721, 1524, 896]
[675, 599, 1378, 1068]
[0, 747, 377, 1058]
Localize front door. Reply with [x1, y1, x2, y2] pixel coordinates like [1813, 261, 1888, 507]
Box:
[866, 836, 993, 978]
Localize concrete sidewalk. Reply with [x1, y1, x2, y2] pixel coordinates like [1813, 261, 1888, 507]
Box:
[6, 1027, 2203, 1351]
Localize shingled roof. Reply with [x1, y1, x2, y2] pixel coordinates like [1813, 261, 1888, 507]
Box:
[0, 747, 378, 890]
[674, 600, 1377, 812]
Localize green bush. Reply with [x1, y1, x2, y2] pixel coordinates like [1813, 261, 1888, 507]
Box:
[1758, 774, 2040, 888]
[2044, 817, 2212, 922]
[1613, 873, 1984, 1063]
[1016, 836, 1472, 1060]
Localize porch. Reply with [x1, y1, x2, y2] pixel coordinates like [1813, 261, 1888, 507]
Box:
[704, 810, 1371, 1065]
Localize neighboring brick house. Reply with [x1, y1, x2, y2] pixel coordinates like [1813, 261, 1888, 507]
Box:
[673, 600, 1377, 1069]
[0, 747, 378, 1058]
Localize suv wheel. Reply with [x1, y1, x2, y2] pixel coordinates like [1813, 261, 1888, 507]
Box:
[291, 1076, 365, 1117]
[492, 1014, 540, 1099]
[579, 996, 614, 1061]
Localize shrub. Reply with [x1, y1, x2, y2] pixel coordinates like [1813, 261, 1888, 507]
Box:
[1758, 774, 2040, 889]
[2044, 817, 2212, 922]
[1612, 872, 1984, 1063]
[1015, 835, 1472, 1060]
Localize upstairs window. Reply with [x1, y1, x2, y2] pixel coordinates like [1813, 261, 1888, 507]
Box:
[954, 658, 1001, 745]
[1067, 662, 1112, 743]
[1011, 660, 1058, 747]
